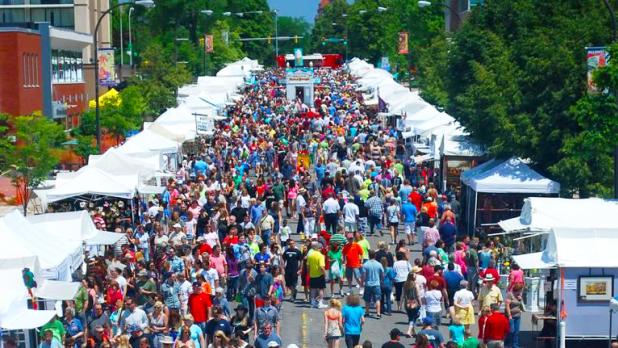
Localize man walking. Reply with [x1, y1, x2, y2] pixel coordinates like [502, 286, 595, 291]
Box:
[362, 250, 384, 318]
[307, 242, 328, 308]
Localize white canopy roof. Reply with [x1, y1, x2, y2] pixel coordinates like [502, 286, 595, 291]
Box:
[88, 147, 161, 175]
[27, 210, 124, 246]
[35, 166, 136, 203]
[513, 227, 618, 269]
[499, 197, 618, 232]
[118, 129, 180, 156]
[462, 157, 560, 194]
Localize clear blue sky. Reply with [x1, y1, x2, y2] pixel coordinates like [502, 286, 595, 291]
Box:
[267, 0, 320, 23]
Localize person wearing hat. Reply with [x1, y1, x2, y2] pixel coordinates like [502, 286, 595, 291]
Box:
[231, 305, 250, 340]
[169, 223, 186, 247]
[478, 274, 503, 314]
[158, 335, 174, 348]
[136, 269, 156, 309]
[381, 328, 406, 348]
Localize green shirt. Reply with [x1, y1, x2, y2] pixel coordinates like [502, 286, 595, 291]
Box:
[394, 163, 404, 176]
[327, 249, 343, 269]
[462, 336, 480, 348]
[272, 183, 285, 201]
[357, 239, 370, 260]
[137, 279, 156, 305]
[74, 286, 88, 313]
[40, 319, 66, 343]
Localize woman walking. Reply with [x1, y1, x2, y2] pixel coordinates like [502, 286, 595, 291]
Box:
[392, 252, 411, 311]
[401, 272, 421, 336]
[505, 282, 524, 348]
[324, 299, 344, 348]
[342, 294, 365, 348]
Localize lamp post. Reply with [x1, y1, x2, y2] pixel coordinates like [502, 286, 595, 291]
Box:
[128, 7, 134, 67]
[119, 7, 123, 67]
[358, 7, 388, 66]
[93, 0, 154, 152]
[418, 0, 462, 32]
[602, 0, 618, 198]
[274, 9, 279, 61]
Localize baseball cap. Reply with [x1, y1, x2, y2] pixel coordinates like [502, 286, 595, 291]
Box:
[422, 317, 433, 326]
[267, 341, 280, 347]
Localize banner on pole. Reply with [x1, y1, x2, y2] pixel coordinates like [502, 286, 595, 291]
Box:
[97, 48, 116, 87]
[398, 32, 409, 54]
[586, 46, 609, 92]
[205, 34, 214, 53]
[294, 48, 303, 67]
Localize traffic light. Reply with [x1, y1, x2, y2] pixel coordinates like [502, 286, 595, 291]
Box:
[199, 37, 205, 46]
[268, 37, 272, 44]
[294, 35, 298, 43]
[343, 40, 348, 45]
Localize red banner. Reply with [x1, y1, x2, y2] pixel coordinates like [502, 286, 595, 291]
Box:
[398, 32, 409, 54]
[205, 34, 214, 53]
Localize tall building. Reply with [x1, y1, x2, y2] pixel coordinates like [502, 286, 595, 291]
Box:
[0, 0, 112, 126]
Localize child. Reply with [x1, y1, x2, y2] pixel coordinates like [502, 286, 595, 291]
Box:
[448, 317, 465, 347]
[462, 330, 480, 348]
[280, 219, 291, 246]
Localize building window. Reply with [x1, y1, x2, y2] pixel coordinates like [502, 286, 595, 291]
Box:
[33, 54, 39, 86]
[51, 50, 84, 83]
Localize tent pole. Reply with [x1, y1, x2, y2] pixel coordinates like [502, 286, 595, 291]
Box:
[473, 190, 478, 236]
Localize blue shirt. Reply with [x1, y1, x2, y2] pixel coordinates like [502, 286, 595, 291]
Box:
[361, 260, 384, 287]
[399, 186, 412, 203]
[401, 203, 418, 223]
[194, 160, 207, 176]
[479, 250, 492, 269]
[439, 222, 457, 247]
[342, 305, 365, 335]
[250, 205, 265, 225]
[444, 270, 464, 291]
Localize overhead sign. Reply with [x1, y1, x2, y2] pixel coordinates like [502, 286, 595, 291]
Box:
[97, 48, 116, 86]
[285, 68, 314, 83]
[586, 46, 609, 92]
[398, 32, 409, 54]
[205, 34, 214, 53]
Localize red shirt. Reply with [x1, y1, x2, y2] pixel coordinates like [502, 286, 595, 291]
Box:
[409, 191, 423, 211]
[478, 315, 490, 339]
[198, 243, 213, 255]
[483, 311, 510, 341]
[322, 186, 335, 201]
[428, 274, 446, 291]
[421, 264, 435, 280]
[188, 292, 212, 323]
[342, 242, 363, 268]
[223, 235, 239, 246]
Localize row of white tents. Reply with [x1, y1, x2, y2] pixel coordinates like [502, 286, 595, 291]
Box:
[3, 59, 261, 332]
[34, 58, 261, 208]
[347, 58, 484, 160]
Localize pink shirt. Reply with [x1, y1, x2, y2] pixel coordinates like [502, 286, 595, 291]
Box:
[508, 269, 524, 290]
[210, 254, 227, 276]
[424, 227, 440, 247]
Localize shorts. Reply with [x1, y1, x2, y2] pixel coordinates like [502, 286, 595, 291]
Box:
[285, 272, 298, 287]
[363, 285, 381, 303]
[344, 222, 357, 232]
[388, 222, 399, 229]
[345, 267, 361, 280]
[309, 275, 326, 289]
[404, 222, 416, 235]
[329, 270, 342, 281]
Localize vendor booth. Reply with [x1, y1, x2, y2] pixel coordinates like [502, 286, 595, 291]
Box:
[285, 68, 315, 106]
[513, 227, 618, 346]
[460, 157, 560, 235]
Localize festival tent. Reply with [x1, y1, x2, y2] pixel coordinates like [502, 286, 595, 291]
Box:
[216, 58, 261, 78]
[35, 166, 136, 206]
[463, 157, 560, 194]
[88, 147, 161, 175]
[27, 210, 124, 246]
[499, 197, 618, 233]
[117, 128, 180, 156]
[411, 112, 456, 135]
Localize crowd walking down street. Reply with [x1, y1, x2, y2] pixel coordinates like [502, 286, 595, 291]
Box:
[28, 65, 551, 348]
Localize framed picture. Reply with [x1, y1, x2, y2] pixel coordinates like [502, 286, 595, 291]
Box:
[578, 276, 614, 302]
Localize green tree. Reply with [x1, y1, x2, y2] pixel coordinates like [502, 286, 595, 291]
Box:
[550, 44, 618, 197]
[205, 20, 246, 74]
[276, 16, 311, 55]
[2, 113, 65, 215]
[437, 0, 614, 194]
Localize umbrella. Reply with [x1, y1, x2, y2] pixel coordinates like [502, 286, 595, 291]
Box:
[330, 233, 346, 245]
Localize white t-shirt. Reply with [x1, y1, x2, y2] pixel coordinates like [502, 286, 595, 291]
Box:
[415, 274, 427, 298]
[115, 275, 127, 295]
[323, 198, 340, 214]
[296, 195, 307, 214]
[425, 289, 443, 313]
[454, 289, 474, 307]
[204, 231, 219, 248]
[343, 202, 360, 223]
[203, 268, 219, 295]
[393, 260, 411, 283]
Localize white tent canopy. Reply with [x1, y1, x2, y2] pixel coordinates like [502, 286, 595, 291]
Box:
[499, 197, 618, 232]
[27, 210, 124, 246]
[513, 227, 618, 269]
[462, 157, 560, 194]
[88, 147, 161, 175]
[118, 129, 180, 156]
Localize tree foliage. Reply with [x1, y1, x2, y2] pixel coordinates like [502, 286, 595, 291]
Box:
[423, 0, 615, 196]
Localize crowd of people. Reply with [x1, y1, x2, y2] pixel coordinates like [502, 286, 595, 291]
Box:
[28, 65, 548, 348]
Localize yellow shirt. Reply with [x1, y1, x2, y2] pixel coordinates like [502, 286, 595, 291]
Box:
[357, 239, 370, 260]
[479, 285, 503, 309]
[307, 249, 326, 278]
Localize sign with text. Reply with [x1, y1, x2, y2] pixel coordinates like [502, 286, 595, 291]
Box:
[195, 114, 214, 135]
[286, 68, 314, 83]
[398, 32, 409, 54]
[205, 34, 214, 53]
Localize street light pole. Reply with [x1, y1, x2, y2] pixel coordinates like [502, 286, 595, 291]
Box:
[128, 7, 134, 67]
[274, 10, 279, 61]
[602, 0, 618, 199]
[418, 0, 462, 32]
[119, 7, 123, 67]
[94, 0, 154, 152]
